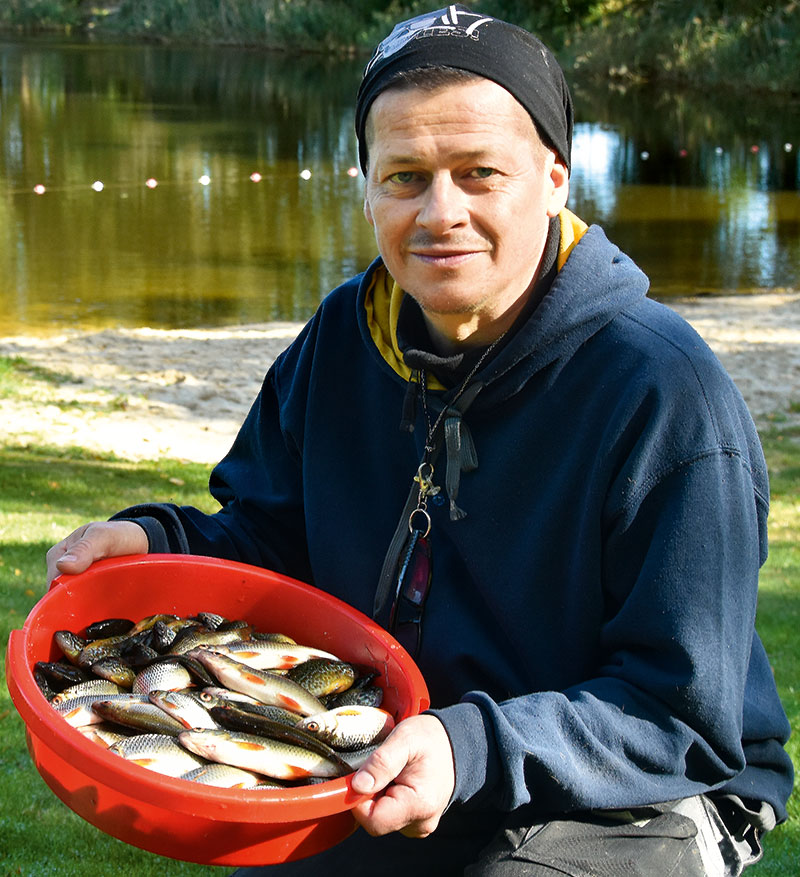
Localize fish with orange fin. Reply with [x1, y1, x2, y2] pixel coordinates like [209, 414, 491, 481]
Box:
[187, 649, 324, 717]
[178, 728, 349, 780]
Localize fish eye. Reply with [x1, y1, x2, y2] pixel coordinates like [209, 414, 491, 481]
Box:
[305, 721, 320, 732]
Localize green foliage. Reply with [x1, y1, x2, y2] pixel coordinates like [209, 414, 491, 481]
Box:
[561, 0, 800, 93]
[0, 0, 82, 29]
[0, 0, 797, 91]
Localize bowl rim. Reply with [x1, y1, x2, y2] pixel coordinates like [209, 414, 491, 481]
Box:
[7, 554, 429, 823]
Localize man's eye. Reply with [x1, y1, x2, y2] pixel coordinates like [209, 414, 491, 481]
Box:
[470, 167, 496, 179]
[389, 171, 417, 184]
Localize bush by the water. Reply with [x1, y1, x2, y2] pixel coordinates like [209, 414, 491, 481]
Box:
[1, 0, 797, 93]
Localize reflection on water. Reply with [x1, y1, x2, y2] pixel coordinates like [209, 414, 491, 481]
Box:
[0, 38, 798, 334]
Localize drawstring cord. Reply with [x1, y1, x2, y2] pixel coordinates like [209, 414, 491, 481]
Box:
[444, 410, 478, 521]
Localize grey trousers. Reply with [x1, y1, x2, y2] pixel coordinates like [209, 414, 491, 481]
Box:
[230, 794, 772, 877]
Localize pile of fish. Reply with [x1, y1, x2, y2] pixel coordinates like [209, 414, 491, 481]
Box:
[34, 611, 394, 789]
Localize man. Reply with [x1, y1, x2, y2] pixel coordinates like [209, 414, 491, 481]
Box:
[47, 6, 792, 875]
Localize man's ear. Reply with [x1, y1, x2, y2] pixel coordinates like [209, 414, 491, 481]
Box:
[546, 154, 570, 218]
[364, 196, 374, 227]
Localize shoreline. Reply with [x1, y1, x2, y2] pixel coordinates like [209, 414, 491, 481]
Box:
[2, 293, 799, 464]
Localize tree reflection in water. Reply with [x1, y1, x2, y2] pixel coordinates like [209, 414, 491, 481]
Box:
[0, 38, 797, 333]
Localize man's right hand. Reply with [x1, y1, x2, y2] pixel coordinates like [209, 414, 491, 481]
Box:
[46, 521, 148, 587]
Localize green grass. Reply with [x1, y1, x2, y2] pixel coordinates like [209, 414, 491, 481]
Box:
[1, 423, 798, 873]
[0, 355, 77, 398]
[750, 427, 800, 874]
[0, 444, 224, 875]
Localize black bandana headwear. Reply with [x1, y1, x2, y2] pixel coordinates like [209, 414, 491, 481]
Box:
[355, 4, 573, 175]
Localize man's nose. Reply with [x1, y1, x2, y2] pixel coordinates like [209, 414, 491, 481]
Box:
[416, 174, 469, 234]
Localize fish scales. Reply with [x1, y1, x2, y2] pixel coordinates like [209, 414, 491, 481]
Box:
[111, 733, 206, 777]
[217, 641, 340, 671]
[286, 658, 356, 697]
[45, 608, 392, 787]
[92, 699, 187, 735]
[178, 729, 348, 780]
[51, 678, 123, 705]
[169, 626, 252, 656]
[189, 650, 325, 717]
[180, 763, 267, 789]
[148, 690, 218, 730]
[132, 661, 193, 694]
[300, 705, 395, 751]
[53, 693, 149, 727]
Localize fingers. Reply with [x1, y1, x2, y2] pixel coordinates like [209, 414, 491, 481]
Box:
[350, 714, 455, 839]
[46, 521, 148, 586]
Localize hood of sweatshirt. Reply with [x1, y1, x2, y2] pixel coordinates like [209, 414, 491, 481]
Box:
[358, 208, 651, 411]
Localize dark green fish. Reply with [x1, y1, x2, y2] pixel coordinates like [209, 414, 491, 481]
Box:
[84, 617, 135, 641]
[54, 630, 87, 665]
[326, 683, 384, 709]
[287, 658, 356, 698]
[90, 656, 136, 689]
[33, 666, 57, 701]
[34, 660, 89, 691]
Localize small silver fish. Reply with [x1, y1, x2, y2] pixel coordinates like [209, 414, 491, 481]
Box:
[188, 650, 324, 717]
[180, 763, 266, 788]
[178, 728, 348, 780]
[92, 698, 186, 736]
[110, 733, 206, 777]
[132, 661, 193, 695]
[74, 723, 132, 749]
[51, 678, 123, 706]
[215, 640, 340, 671]
[299, 705, 395, 751]
[53, 693, 149, 727]
[148, 690, 218, 730]
[198, 686, 263, 706]
[169, 627, 252, 656]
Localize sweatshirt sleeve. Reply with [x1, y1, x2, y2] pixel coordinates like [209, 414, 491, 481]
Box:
[431, 446, 789, 815]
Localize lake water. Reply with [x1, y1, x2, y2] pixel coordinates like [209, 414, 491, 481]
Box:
[1, 37, 798, 335]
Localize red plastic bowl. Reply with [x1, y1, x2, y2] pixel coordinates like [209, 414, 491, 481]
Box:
[5, 554, 429, 866]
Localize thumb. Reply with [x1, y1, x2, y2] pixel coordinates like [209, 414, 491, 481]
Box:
[47, 521, 148, 584]
[351, 733, 409, 795]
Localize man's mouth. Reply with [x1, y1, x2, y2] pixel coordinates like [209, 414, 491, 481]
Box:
[410, 247, 485, 266]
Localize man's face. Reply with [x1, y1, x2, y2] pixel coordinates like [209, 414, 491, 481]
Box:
[363, 77, 569, 346]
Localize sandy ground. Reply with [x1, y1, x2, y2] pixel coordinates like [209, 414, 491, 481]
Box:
[1, 294, 799, 463]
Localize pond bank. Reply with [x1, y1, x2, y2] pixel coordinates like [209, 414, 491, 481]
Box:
[2, 293, 799, 464]
[1, 1, 798, 95]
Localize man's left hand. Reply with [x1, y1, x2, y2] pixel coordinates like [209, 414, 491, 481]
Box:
[350, 714, 455, 838]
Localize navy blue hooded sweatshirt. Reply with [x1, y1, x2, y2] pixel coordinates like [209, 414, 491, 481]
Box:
[116, 211, 793, 824]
